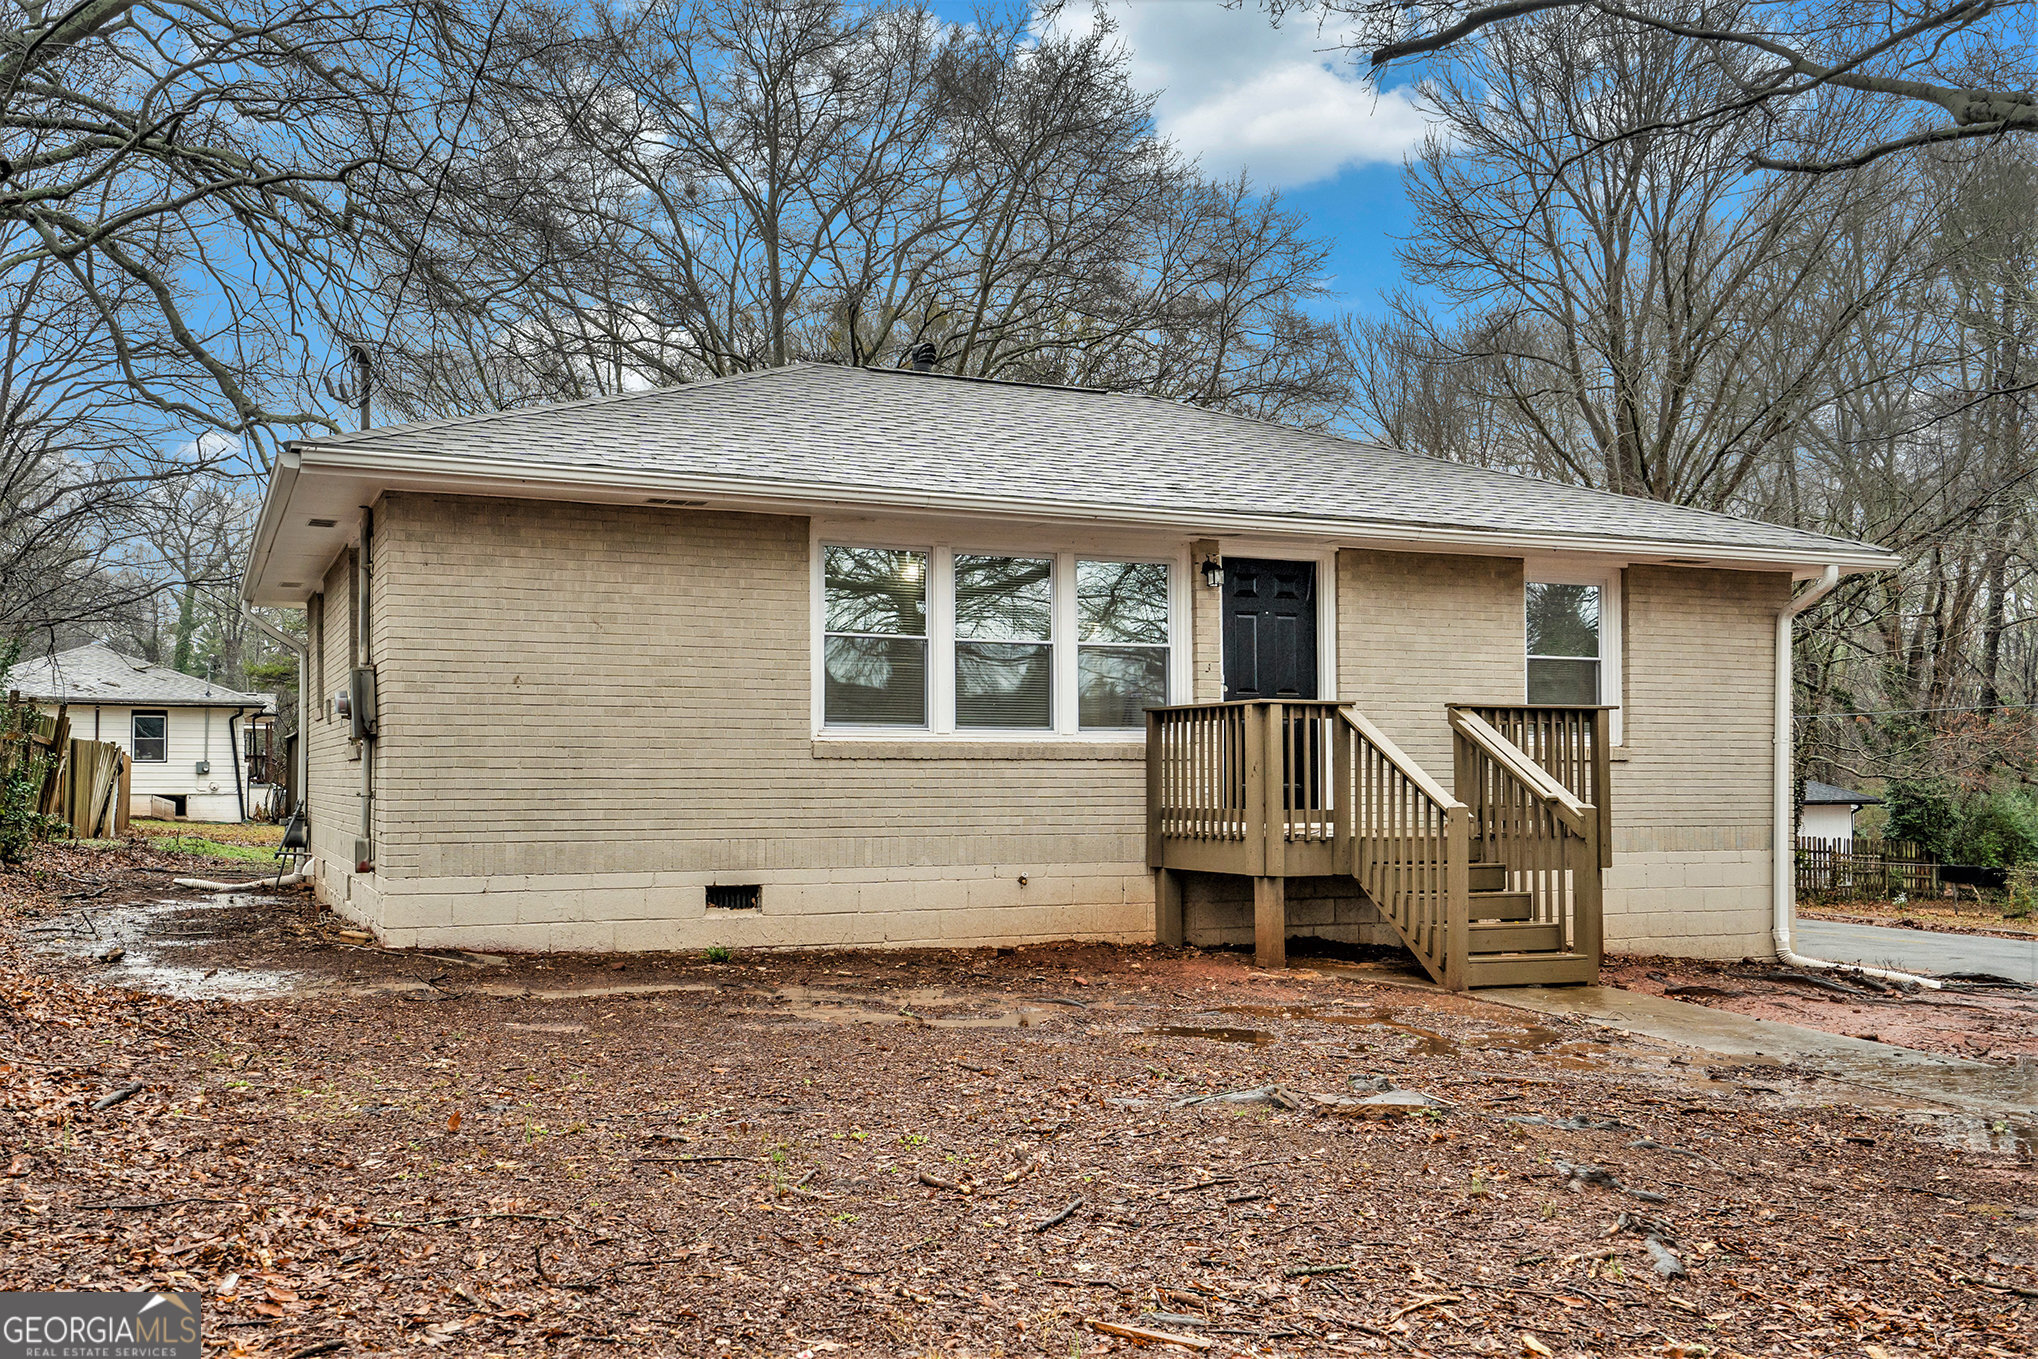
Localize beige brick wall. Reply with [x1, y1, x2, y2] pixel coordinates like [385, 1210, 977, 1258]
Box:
[297, 501, 1793, 961]
[332, 492, 1155, 951]
[306, 548, 381, 928]
[1337, 549, 1526, 772]
[1604, 567, 1789, 958]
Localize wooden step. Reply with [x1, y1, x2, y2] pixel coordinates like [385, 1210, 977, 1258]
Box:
[1463, 952, 1599, 988]
[1470, 919, 1562, 953]
[1468, 862, 1506, 892]
[1468, 889, 1532, 921]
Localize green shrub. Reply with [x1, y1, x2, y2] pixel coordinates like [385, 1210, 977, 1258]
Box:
[2006, 865, 2038, 919]
[1883, 778, 1961, 860]
[703, 945, 733, 964]
[1954, 790, 2038, 868]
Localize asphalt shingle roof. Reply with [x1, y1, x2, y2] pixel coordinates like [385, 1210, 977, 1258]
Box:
[5, 645, 272, 709]
[296, 363, 1891, 563]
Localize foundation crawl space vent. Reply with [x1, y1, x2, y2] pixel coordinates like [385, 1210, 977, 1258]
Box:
[706, 884, 762, 910]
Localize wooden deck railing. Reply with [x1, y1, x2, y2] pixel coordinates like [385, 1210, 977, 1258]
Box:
[1449, 708, 1603, 970]
[1448, 704, 1612, 868]
[1148, 700, 1603, 987]
[1145, 700, 1349, 877]
[1146, 700, 1471, 986]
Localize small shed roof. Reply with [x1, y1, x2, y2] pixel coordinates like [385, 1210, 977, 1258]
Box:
[1802, 779, 1881, 807]
[4, 644, 272, 710]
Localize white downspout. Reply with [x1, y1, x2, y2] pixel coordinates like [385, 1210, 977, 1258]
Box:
[1774, 565, 1941, 988]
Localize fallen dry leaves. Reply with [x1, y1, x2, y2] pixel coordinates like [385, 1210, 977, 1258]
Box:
[0, 841, 2032, 1357]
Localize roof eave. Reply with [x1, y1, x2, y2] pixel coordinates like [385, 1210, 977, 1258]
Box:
[243, 447, 305, 605]
[283, 443, 1901, 576]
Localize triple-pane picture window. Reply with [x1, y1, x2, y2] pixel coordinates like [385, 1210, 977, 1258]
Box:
[822, 545, 1173, 732]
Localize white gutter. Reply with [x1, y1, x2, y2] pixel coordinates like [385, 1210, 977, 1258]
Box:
[209, 590, 310, 814]
[241, 448, 302, 605]
[1774, 565, 1942, 989]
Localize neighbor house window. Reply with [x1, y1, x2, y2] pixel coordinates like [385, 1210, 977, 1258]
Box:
[132, 711, 168, 762]
[1077, 560, 1171, 728]
[823, 546, 929, 726]
[954, 554, 1053, 729]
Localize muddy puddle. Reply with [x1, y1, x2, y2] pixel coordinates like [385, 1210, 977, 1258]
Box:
[26, 893, 308, 1001]
[1184, 1003, 1604, 1063]
[1149, 1024, 1275, 1045]
[1904, 1110, 2038, 1156]
[738, 985, 1054, 1029]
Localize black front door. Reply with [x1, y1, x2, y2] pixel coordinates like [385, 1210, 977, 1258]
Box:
[1222, 558, 1318, 701]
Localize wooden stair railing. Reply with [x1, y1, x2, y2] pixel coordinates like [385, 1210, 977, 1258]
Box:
[1334, 707, 1471, 990]
[1448, 709, 1604, 985]
[1449, 704, 1612, 869]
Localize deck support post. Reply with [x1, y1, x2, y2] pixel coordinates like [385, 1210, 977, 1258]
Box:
[1253, 876, 1286, 969]
[1154, 867, 1185, 948]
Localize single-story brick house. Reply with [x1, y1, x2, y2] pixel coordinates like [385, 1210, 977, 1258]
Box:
[5, 644, 277, 822]
[241, 363, 1896, 986]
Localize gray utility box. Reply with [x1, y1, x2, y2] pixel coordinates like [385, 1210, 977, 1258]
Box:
[333, 667, 379, 741]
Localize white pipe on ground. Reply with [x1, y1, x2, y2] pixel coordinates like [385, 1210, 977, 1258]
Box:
[173, 871, 309, 891]
[1774, 565, 1942, 990]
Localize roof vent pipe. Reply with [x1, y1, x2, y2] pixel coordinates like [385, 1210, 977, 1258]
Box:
[908, 341, 939, 372]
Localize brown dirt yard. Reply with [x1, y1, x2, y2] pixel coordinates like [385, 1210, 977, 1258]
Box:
[2, 842, 2034, 1358]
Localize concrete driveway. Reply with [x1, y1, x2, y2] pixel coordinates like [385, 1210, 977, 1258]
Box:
[1795, 918, 2038, 984]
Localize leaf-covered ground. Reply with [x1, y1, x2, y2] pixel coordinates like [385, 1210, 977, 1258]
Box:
[1, 843, 2033, 1358]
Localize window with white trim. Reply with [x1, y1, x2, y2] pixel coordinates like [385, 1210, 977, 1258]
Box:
[818, 542, 1175, 734]
[132, 710, 168, 762]
[822, 546, 928, 726]
[1525, 570, 1622, 741]
[1076, 560, 1170, 728]
[954, 554, 1053, 729]
[1526, 582, 1601, 704]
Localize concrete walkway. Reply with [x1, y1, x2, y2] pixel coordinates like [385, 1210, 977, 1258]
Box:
[1795, 918, 2038, 984]
[1487, 984, 2038, 1119]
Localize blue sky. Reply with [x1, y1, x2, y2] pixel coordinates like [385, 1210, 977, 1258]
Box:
[937, 0, 1434, 318]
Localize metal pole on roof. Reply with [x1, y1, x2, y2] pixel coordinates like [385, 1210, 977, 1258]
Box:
[322, 340, 373, 432]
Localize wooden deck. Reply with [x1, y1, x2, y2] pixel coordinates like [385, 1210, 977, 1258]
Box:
[1145, 701, 1608, 990]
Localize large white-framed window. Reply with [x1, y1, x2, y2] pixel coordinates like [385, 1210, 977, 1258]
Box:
[821, 545, 930, 727]
[1076, 560, 1171, 727]
[813, 525, 1187, 738]
[1524, 564, 1622, 742]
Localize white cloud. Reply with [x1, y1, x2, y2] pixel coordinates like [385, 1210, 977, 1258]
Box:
[1050, 1, 1432, 189]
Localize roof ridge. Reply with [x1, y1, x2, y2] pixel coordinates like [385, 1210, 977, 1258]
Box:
[858, 364, 1132, 398]
[297, 363, 809, 452]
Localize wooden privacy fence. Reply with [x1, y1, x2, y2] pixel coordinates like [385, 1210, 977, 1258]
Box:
[1795, 836, 1937, 897]
[2, 696, 131, 838]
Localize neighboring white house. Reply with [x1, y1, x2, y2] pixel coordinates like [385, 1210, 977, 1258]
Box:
[4, 644, 276, 822]
[1800, 779, 1881, 845]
